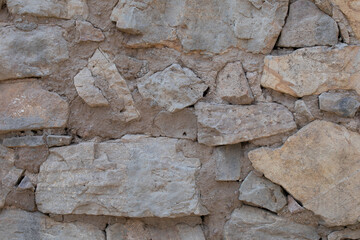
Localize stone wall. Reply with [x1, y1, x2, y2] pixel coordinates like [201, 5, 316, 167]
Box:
[0, 0, 360, 239]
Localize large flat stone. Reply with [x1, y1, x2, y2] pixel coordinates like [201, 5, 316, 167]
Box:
[331, 0, 360, 40]
[195, 102, 296, 146]
[261, 45, 360, 97]
[0, 26, 69, 81]
[0, 209, 105, 240]
[224, 206, 319, 240]
[36, 135, 207, 217]
[248, 120, 360, 226]
[110, 0, 288, 54]
[319, 92, 360, 117]
[0, 81, 69, 133]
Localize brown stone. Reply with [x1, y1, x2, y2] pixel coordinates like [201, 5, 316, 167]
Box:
[5, 188, 36, 212]
[14, 145, 49, 173]
[76, 20, 105, 42]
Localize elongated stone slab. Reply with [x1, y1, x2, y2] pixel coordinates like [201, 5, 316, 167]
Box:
[248, 120, 360, 226]
[195, 102, 296, 146]
[261, 45, 360, 97]
[36, 135, 206, 217]
[0, 81, 69, 133]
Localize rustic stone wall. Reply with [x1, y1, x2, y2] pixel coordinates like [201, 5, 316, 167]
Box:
[0, 0, 360, 239]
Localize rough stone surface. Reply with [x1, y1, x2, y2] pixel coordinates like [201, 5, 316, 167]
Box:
[88, 49, 140, 122]
[239, 171, 287, 213]
[0, 209, 105, 240]
[248, 120, 360, 226]
[36, 135, 206, 217]
[224, 206, 320, 240]
[5, 187, 36, 212]
[0, 81, 69, 133]
[0, 26, 69, 81]
[319, 92, 360, 117]
[328, 229, 360, 240]
[138, 64, 208, 113]
[110, 0, 288, 54]
[3, 136, 45, 148]
[294, 100, 315, 127]
[46, 135, 72, 147]
[7, 0, 88, 19]
[331, 0, 360, 40]
[216, 61, 254, 105]
[74, 67, 109, 107]
[287, 195, 305, 214]
[196, 102, 296, 146]
[76, 20, 105, 42]
[214, 144, 242, 181]
[277, 0, 338, 47]
[261, 45, 360, 97]
[14, 146, 49, 173]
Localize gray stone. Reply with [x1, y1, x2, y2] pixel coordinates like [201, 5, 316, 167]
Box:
[176, 224, 206, 240]
[248, 120, 360, 226]
[36, 135, 207, 217]
[224, 206, 320, 240]
[277, 0, 338, 47]
[7, 0, 88, 19]
[138, 64, 208, 113]
[74, 67, 109, 107]
[0, 26, 69, 81]
[18, 176, 34, 191]
[239, 171, 287, 212]
[215, 144, 242, 181]
[46, 135, 72, 147]
[319, 92, 360, 117]
[216, 61, 254, 105]
[14, 145, 49, 173]
[3, 136, 45, 148]
[195, 102, 296, 146]
[328, 229, 360, 240]
[76, 20, 105, 42]
[0, 209, 105, 240]
[0, 81, 69, 133]
[110, 0, 288, 54]
[294, 100, 315, 127]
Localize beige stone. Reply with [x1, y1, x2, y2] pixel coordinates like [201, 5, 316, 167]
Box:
[331, 0, 360, 40]
[195, 102, 296, 146]
[248, 120, 360, 226]
[36, 135, 206, 217]
[328, 228, 360, 240]
[0, 81, 69, 133]
[261, 45, 360, 97]
[216, 61, 254, 105]
[214, 144, 242, 181]
[76, 20, 105, 42]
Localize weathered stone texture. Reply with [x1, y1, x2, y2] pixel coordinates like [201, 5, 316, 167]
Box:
[3, 136, 45, 148]
[76, 20, 105, 42]
[277, 0, 338, 47]
[196, 102, 296, 146]
[328, 228, 360, 240]
[110, 0, 288, 54]
[214, 144, 242, 181]
[36, 135, 206, 217]
[0, 81, 69, 133]
[46, 135, 72, 147]
[224, 206, 320, 240]
[14, 146, 49, 173]
[261, 45, 360, 97]
[138, 64, 208, 112]
[0, 26, 69, 81]
[319, 92, 360, 117]
[248, 120, 360, 226]
[331, 0, 360, 40]
[0, 209, 105, 240]
[294, 100, 315, 127]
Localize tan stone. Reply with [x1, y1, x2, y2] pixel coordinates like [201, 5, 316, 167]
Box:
[331, 0, 360, 40]
[261, 45, 360, 97]
[76, 20, 105, 42]
[328, 228, 360, 240]
[248, 120, 360, 226]
[195, 102, 296, 146]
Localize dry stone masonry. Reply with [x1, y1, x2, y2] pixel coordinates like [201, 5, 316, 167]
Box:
[0, 0, 360, 239]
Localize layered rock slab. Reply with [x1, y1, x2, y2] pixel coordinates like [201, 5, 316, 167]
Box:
[331, 0, 360, 40]
[36, 135, 206, 217]
[224, 206, 320, 240]
[0, 209, 105, 240]
[261, 45, 360, 97]
[248, 120, 360, 226]
[0, 81, 69, 133]
[195, 102, 296, 146]
[0, 25, 69, 81]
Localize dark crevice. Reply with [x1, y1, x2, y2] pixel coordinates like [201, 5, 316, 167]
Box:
[202, 87, 210, 97]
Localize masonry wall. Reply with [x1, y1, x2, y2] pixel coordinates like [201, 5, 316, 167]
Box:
[0, 0, 360, 239]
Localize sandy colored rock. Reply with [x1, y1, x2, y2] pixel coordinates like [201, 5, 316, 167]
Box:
[3, 136, 45, 148]
[215, 144, 242, 181]
[110, 0, 288, 54]
[224, 206, 320, 240]
[138, 64, 208, 112]
[239, 171, 287, 212]
[36, 135, 206, 217]
[7, 0, 88, 19]
[0, 81, 69, 133]
[216, 61, 254, 105]
[331, 0, 360, 40]
[328, 228, 360, 240]
[74, 67, 109, 107]
[76, 20, 105, 42]
[248, 120, 360, 226]
[277, 0, 338, 47]
[261, 45, 360, 97]
[46, 135, 72, 147]
[0, 26, 69, 81]
[0, 209, 105, 240]
[319, 92, 360, 117]
[195, 102, 296, 146]
[88, 49, 140, 122]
